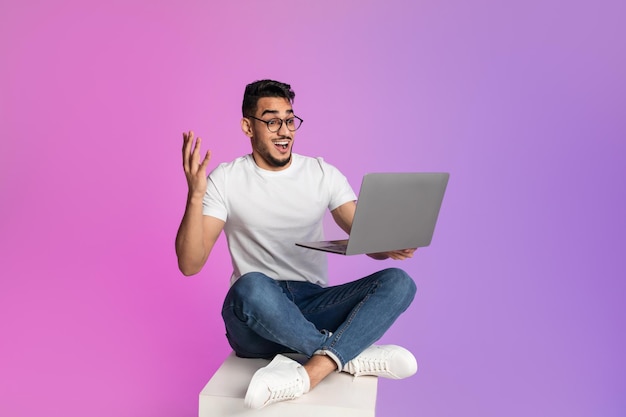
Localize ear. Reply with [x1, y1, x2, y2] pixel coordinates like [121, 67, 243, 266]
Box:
[241, 117, 253, 138]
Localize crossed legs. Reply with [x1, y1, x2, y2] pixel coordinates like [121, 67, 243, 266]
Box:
[221, 268, 417, 408]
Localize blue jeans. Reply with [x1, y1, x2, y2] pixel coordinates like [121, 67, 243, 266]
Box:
[221, 267, 416, 368]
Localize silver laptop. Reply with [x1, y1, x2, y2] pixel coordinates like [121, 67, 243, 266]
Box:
[296, 172, 449, 255]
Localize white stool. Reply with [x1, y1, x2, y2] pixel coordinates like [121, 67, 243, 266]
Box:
[199, 352, 378, 416]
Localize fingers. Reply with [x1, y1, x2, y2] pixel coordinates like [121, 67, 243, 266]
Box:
[182, 131, 194, 173]
[200, 150, 212, 171]
[191, 136, 202, 172]
[388, 248, 417, 260]
[182, 131, 212, 183]
[182, 131, 205, 171]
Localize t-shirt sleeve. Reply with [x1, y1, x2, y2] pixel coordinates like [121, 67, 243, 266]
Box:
[202, 166, 228, 221]
[322, 160, 357, 211]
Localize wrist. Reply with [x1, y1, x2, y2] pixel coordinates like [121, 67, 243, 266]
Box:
[187, 191, 205, 205]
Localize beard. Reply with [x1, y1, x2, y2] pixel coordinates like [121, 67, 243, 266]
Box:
[265, 153, 291, 168]
[253, 136, 293, 168]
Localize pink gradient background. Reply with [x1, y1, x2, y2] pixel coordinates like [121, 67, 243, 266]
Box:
[1, 1, 625, 416]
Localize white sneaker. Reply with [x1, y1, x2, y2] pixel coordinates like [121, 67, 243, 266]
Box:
[244, 354, 310, 409]
[343, 345, 418, 379]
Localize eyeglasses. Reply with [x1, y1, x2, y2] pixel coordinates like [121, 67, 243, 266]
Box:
[247, 115, 303, 133]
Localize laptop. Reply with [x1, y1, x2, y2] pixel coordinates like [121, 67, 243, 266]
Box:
[296, 172, 449, 255]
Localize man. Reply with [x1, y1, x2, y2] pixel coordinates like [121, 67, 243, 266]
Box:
[175, 79, 418, 409]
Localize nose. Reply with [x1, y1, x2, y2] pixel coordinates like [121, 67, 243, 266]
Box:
[277, 119, 291, 136]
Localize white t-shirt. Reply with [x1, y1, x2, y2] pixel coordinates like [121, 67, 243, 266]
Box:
[203, 153, 357, 287]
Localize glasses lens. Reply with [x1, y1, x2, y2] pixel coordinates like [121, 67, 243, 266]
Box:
[286, 117, 302, 131]
[266, 118, 281, 132]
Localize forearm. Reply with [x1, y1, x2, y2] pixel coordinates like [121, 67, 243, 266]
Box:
[175, 194, 209, 275]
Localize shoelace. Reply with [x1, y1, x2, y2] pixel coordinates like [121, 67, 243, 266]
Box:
[266, 379, 303, 404]
[350, 356, 389, 376]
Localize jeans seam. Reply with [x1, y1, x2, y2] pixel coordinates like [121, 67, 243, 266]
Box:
[326, 279, 379, 359]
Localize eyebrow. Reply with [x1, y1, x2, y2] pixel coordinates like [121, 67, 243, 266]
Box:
[260, 108, 294, 117]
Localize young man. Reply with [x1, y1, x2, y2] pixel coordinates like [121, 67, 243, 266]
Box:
[176, 79, 418, 409]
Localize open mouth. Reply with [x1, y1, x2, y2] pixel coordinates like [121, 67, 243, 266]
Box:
[273, 140, 290, 150]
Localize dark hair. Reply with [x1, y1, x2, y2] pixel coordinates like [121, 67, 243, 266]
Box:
[242, 79, 295, 116]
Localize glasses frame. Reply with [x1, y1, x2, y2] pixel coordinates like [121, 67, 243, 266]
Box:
[246, 115, 304, 133]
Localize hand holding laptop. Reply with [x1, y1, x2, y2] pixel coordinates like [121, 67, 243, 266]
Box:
[367, 248, 417, 261]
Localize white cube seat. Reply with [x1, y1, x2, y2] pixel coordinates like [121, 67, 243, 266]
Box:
[199, 352, 378, 416]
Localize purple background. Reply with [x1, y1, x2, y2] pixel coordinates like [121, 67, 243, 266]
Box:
[1, 1, 625, 416]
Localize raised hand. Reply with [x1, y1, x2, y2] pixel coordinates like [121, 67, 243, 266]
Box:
[182, 131, 211, 198]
